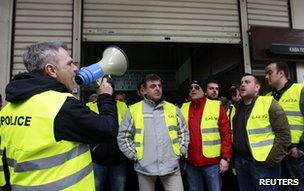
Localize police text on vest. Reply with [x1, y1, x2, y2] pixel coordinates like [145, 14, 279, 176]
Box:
[0, 116, 32, 126]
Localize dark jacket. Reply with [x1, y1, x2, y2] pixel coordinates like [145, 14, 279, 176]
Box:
[4, 72, 118, 143]
[270, 80, 304, 149]
[233, 95, 291, 167]
[90, 102, 127, 166]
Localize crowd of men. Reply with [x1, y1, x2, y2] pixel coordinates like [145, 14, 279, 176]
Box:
[0, 41, 303, 191]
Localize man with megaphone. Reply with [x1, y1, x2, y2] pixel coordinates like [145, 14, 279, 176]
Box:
[0, 41, 119, 191]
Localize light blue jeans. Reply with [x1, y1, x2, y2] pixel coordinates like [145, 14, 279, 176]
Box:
[185, 163, 221, 191]
[93, 162, 126, 191]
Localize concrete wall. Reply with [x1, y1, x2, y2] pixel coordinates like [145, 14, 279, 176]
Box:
[0, 0, 13, 104]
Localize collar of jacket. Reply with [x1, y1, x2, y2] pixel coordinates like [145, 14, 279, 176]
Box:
[143, 97, 165, 108]
[272, 80, 294, 101]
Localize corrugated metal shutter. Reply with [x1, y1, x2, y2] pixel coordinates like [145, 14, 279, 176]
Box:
[12, 0, 73, 76]
[247, 0, 290, 27]
[83, 0, 240, 43]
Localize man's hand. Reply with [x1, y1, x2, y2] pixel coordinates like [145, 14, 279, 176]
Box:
[219, 159, 229, 173]
[96, 78, 113, 95]
[290, 147, 304, 158]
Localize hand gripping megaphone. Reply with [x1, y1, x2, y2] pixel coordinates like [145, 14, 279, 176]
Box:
[75, 46, 128, 85]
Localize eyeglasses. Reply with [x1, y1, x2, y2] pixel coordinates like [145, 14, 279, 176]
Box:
[189, 85, 201, 90]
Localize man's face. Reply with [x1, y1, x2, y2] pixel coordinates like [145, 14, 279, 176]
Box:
[206, 82, 219, 99]
[265, 63, 281, 88]
[144, 80, 162, 102]
[53, 47, 78, 92]
[232, 89, 241, 103]
[115, 94, 126, 102]
[240, 75, 260, 100]
[189, 84, 204, 101]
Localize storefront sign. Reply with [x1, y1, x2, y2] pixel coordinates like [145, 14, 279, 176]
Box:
[268, 44, 304, 56]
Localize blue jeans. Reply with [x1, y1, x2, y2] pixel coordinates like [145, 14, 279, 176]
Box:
[185, 163, 221, 191]
[93, 162, 126, 191]
[282, 155, 304, 191]
[234, 154, 281, 191]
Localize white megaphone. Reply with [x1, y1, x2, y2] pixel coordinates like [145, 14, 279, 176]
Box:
[75, 46, 128, 85]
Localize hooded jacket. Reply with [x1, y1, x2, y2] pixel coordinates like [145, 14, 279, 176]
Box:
[4, 72, 118, 144]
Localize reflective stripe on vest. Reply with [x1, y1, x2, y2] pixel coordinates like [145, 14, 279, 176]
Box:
[247, 96, 275, 162]
[278, 84, 304, 144]
[130, 101, 180, 160]
[0, 148, 5, 186]
[181, 99, 221, 158]
[0, 90, 94, 190]
[86, 100, 128, 125]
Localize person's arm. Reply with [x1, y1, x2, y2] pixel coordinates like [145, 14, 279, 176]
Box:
[266, 99, 291, 166]
[176, 107, 189, 156]
[54, 93, 118, 144]
[218, 105, 232, 173]
[293, 86, 304, 155]
[218, 105, 232, 159]
[117, 109, 137, 160]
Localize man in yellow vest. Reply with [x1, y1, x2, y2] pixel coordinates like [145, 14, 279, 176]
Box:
[86, 90, 128, 191]
[0, 41, 118, 191]
[234, 73, 290, 191]
[181, 80, 232, 191]
[265, 61, 304, 190]
[117, 74, 189, 191]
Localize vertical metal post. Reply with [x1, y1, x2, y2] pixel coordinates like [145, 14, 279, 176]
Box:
[239, 0, 252, 73]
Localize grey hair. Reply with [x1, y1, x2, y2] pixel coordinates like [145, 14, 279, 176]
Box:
[23, 41, 68, 72]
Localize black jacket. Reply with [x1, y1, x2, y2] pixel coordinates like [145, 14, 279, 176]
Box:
[5, 72, 118, 144]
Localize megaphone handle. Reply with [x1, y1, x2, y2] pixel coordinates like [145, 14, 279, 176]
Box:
[104, 75, 115, 89]
[96, 75, 114, 88]
[96, 78, 102, 86]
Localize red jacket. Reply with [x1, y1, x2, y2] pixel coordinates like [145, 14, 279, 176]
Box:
[186, 97, 232, 166]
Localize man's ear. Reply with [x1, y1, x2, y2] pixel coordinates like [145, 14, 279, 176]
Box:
[255, 84, 261, 92]
[44, 64, 57, 78]
[278, 70, 285, 78]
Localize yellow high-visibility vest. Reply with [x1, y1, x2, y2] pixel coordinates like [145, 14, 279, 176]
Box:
[86, 100, 128, 125]
[129, 101, 180, 160]
[86, 101, 99, 113]
[181, 99, 221, 158]
[270, 84, 304, 144]
[246, 96, 275, 162]
[226, 104, 236, 129]
[0, 90, 94, 191]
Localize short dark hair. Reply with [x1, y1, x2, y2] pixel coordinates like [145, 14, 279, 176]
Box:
[137, 79, 145, 91]
[113, 91, 126, 97]
[143, 74, 162, 88]
[242, 73, 260, 85]
[223, 84, 239, 100]
[203, 79, 219, 92]
[268, 62, 290, 79]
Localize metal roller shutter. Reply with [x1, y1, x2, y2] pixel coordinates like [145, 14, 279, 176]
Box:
[247, 0, 290, 27]
[12, 0, 73, 76]
[83, 0, 240, 43]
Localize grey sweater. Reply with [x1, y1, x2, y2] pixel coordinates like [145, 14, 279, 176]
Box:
[117, 98, 189, 176]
